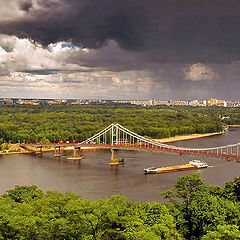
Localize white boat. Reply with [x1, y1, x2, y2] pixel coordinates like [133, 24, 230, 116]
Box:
[189, 160, 208, 168]
[143, 167, 158, 174]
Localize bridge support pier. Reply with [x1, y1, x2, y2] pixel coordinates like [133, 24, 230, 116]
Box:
[35, 147, 43, 155]
[54, 147, 61, 157]
[67, 147, 82, 160]
[108, 149, 124, 165]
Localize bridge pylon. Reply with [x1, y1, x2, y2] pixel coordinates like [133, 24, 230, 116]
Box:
[67, 146, 82, 160]
[109, 148, 124, 165]
[54, 147, 61, 157]
[35, 146, 43, 155]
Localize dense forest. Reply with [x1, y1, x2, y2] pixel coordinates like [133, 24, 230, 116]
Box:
[0, 174, 239, 239]
[0, 104, 239, 143]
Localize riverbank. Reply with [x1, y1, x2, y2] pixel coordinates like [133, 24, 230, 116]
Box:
[153, 131, 224, 143]
[0, 144, 54, 155]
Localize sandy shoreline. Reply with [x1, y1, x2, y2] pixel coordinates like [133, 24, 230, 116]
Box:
[0, 145, 54, 156]
[153, 132, 224, 143]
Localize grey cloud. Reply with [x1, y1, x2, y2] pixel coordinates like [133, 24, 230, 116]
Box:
[19, 0, 33, 12]
[0, 0, 31, 20]
[1, 0, 240, 63]
[1, 0, 240, 99]
[22, 69, 58, 75]
[69, 40, 146, 72]
[0, 0, 146, 49]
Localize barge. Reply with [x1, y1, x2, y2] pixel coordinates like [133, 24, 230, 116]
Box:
[144, 160, 208, 174]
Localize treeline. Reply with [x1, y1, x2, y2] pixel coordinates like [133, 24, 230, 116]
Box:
[0, 104, 232, 143]
[0, 174, 239, 239]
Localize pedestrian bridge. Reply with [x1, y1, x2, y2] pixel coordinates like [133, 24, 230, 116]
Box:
[21, 123, 240, 163]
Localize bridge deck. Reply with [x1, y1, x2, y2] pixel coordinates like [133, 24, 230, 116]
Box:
[20, 143, 240, 159]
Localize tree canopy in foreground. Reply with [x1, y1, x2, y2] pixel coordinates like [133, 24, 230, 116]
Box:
[0, 174, 239, 240]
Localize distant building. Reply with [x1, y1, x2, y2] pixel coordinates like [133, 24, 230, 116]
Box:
[47, 100, 60, 105]
[16, 100, 39, 105]
[58, 99, 68, 103]
[4, 98, 13, 104]
[208, 98, 227, 107]
[155, 100, 169, 105]
[189, 100, 199, 106]
[71, 100, 85, 105]
[130, 100, 149, 106]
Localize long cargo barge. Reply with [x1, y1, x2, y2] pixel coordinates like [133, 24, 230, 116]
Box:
[144, 160, 208, 174]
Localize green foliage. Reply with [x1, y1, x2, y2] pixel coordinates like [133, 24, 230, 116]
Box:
[162, 174, 240, 239]
[0, 188, 183, 239]
[202, 225, 240, 240]
[0, 174, 239, 239]
[3, 143, 9, 150]
[8, 148, 20, 152]
[0, 105, 226, 143]
[224, 176, 240, 202]
[2, 185, 44, 203]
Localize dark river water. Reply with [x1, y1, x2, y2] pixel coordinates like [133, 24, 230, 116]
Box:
[0, 128, 240, 202]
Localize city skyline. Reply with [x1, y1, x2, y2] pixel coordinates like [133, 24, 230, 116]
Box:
[1, 97, 240, 107]
[1, 1, 240, 99]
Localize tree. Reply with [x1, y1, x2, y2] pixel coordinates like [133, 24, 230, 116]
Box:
[202, 225, 240, 240]
[224, 176, 240, 202]
[162, 174, 240, 239]
[162, 173, 204, 206]
[2, 185, 43, 203]
[141, 202, 184, 239]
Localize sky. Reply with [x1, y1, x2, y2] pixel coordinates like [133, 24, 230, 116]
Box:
[0, 0, 240, 100]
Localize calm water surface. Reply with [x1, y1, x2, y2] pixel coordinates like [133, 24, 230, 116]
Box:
[0, 128, 240, 202]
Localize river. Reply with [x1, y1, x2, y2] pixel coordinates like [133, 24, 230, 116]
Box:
[0, 128, 240, 202]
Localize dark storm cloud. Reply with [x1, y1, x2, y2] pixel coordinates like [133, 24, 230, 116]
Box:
[1, 0, 240, 63]
[0, 0, 147, 50]
[19, 0, 33, 12]
[22, 69, 57, 75]
[22, 69, 93, 75]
